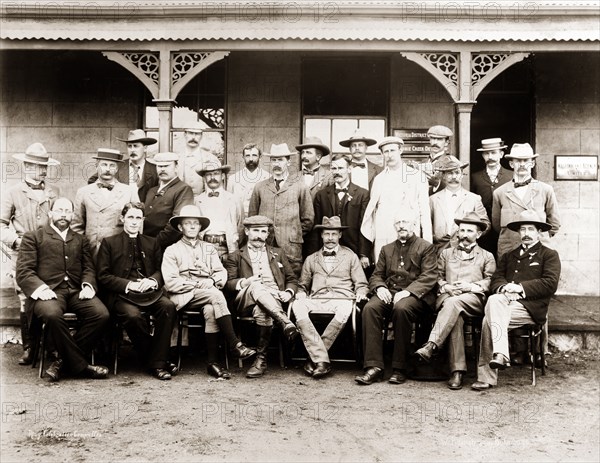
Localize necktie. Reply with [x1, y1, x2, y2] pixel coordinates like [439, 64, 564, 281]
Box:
[26, 181, 45, 190]
[131, 164, 140, 183]
[514, 178, 532, 188]
[351, 162, 366, 169]
[323, 250, 336, 257]
[208, 191, 219, 198]
[97, 183, 114, 191]
[275, 179, 283, 191]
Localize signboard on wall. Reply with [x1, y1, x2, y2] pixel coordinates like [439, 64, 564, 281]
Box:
[554, 155, 598, 181]
[393, 128, 431, 160]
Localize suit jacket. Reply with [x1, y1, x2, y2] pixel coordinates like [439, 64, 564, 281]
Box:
[16, 224, 97, 297]
[429, 187, 490, 249]
[369, 235, 438, 307]
[304, 165, 334, 199]
[195, 188, 244, 253]
[248, 175, 314, 264]
[490, 241, 561, 324]
[88, 160, 159, 203]
[96, 232, 164, 308]
[308, 182, 372, 258]
[471, 166, 512, 217]
[492, 179, 560, 257]
[143, 178, 195, 249]
[298, 246, 368, 298]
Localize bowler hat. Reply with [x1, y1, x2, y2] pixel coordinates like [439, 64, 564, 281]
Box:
[92, 148, 124, 163]
[314, 216, 348, 230]
[505, 143, 539, 160]
[427, 125, 453, 138]
[454, 211, 488, 230]
[435, 155, 469, 172]
[507, 210, 552, 232]
[169, 205, 210, 231]
[339, 129, 377, 148]
[116, 129, 157, 146]
[377, 136, 404, 150]
[477, 138, 507, 152]
[263, 143, 296, 158]
[243, 215, 274, 227]
[295, 136, 331, 156]
[195, 162, 232, 176]
[13, 143, 60, 166]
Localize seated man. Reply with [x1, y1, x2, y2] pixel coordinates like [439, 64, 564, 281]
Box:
[225, 215, 299, 378]
[97, 202, 178, 380]
[16, 197, 110, 382]
[161, 205, 256, 379]
[472, 210, 561, 391]
[292, 216, 369, 379]
[356, 209, 437, 386]
[414, 212, 496, 390]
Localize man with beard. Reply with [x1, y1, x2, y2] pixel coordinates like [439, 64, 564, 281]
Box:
[177, 123, 220, 197]
[338, 129, 383, 191]
[16, 197, 110, 382]
[248, 143, 314, 277]
[1, 143, 60, 365]
[225, 215, 299, 378]
[195, 163, 244, 260]
[414, 212, 496, 390]
[227, 143, 270, 216]
[296, 136, 333, 199]
[429, 156, 489, 255]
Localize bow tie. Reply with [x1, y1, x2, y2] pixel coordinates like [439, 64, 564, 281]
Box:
[513, 178, 532, 188]
[458, 245, 475, 254]
[335, 187, 348, 194]
[208, 191, 219, 197]
[351, 162, 366, 169]
[302, 169, 318, 176]
[520, 245, 530, 256]
[323, 250, 336, 257]
[26, 181, 45, 191]
[97, 183, 114, 190]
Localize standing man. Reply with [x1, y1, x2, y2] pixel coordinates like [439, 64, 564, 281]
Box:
[361, 136, 432, 261]
[472, 210, 561, 391]
[338, 128, 383, 191]
[227, 143, 270, 216]
[356, 209, 437, 386]
[248, 143, 314, 277]
[195, 163, 244, 260]
[225, 215, 299, 378]
[492, 143, 560, 258]
[471, 138, 512, 255]
[296, 136, 333, 199]
[414, 212, 496, 390]
[292, 216, 369, 379]
[72, 148, 139, 256]
[116, 129, 159, 202]
[16, 197, 110, 382]
[423, 124, 454, 195]
[429, 155, 490, 254]
[97, 202, 177, 381]
[143, 152, 194, 250]
[178, 123, 220, 197]
[308, 153, 372, 269]
[1, 143, 60, 365]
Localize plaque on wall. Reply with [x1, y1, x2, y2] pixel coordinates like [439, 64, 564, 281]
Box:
[554, 155, 598, 181]
[393, 128, 431, 161]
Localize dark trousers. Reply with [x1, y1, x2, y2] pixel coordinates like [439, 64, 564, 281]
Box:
[113, 295, 176, 369]
[33, 287, 110, 374]
[362, 294, 430, 371]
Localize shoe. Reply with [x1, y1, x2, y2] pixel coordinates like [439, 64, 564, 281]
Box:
[511, 352, 526, 366]
[283, 323, 299, 343]
[355, 367, 383, 385]
[414, 342, 437, 363]
[230, 342, 256, 360]
[447, 371, 463, 390]
[312, 362, 331, 379]
[303, 359, 316, 376]
[489, 353, 510, 370]
[207, 363, 231, 379]
[535, 354, 548, 369]
[151, 368, 172, 380]
[246, 355, 267, 378]
[471, 381, 492, 391]
[166, 362, 178, 376]
[83, 365, 109, 379]
[388, 370, 407, 384]
[18, 347, 33, 366]
[45, 359, 63, 382]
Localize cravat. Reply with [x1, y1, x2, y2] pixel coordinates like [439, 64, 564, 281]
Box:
[130, 164, 140, 183]
[26, 181, 45, 190]
[208, 191, 219, 197]
[97, 183, 114, 191]
[513, 178, 532, 188]
[323, 250, 336, 257]
[458, 245, 474, 254]
[351, 162, 366, 169]
[275, 179, 283, 191]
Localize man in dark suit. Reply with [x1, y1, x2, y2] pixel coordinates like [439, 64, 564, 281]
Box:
[225, 215, 299, 378]
[16, 197, 110, 382]
[96, 202, 177, 380]
[338, 129, 383, 191]
[472, 210, 561, 391]
[308, 153, 372, 268]
[88, 129, 159, 203]
[355, 208, 437, 386]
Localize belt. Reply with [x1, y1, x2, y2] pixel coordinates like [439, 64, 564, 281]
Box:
[203, 234, 227, 245]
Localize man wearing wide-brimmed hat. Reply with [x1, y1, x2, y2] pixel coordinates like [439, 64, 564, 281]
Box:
[292, 216, 369, 379]
[177, 122, 220, 197]
[194, 162, 243, 259]
[429, 155, 489, 254]
[414, 212, 496, 390]
[161, 205, 256, 379]
[1, 142, 61, 365]
[296, 136, 334, 199]
[491, 143, 560, 258]
[248, 143, 314, 277]
[338, 128, 383, 190]
[472, 210, 561, 391]
[72, 148, 139, 256]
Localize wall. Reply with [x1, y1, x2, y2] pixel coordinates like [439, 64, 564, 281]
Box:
[535, 52, 600, 296]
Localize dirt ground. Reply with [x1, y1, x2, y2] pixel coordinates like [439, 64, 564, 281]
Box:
[1, 342, 599, 463]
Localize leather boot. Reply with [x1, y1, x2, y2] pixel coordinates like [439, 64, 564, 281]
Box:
[255, 294, 299, 343]
[18, 313, 33, 366]
[247, 325, 272, 378]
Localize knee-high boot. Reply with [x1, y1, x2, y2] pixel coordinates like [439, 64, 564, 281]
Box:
[254, 294, 298, 342]
[215, 315, 256, 360]
[247, 325, 272, 378]
[19, 312, 33, 365]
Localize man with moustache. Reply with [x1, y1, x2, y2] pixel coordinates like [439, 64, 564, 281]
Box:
[414, 212, 496, 390]
[225, 215, 299, 378]
[248, 143, 314, 278]
[194, 163, 244, 260]
[16, 197, 110, 382]
[227, 143, 270, 216]
[97, 202, 177, 380]
[408, 125, 454, 195]
[429, 156, 490, 255]
[338, 129, 383, 191]
[72, 149, 139, 256]
[356, 209, 437, 386]
[472, 210, 561, 391]
[143, 152, 194, 250]
[296, 136, 333, 199]
[1, 143, 60, 365]
[178, 123, 220, 197]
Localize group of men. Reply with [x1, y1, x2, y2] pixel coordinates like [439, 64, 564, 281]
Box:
[1, 122, 561, 391]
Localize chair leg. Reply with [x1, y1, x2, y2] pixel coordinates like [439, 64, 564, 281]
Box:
[176, 314, 184, 371]
[530, 329, 537, 387]
[38, 324, 47, 379]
